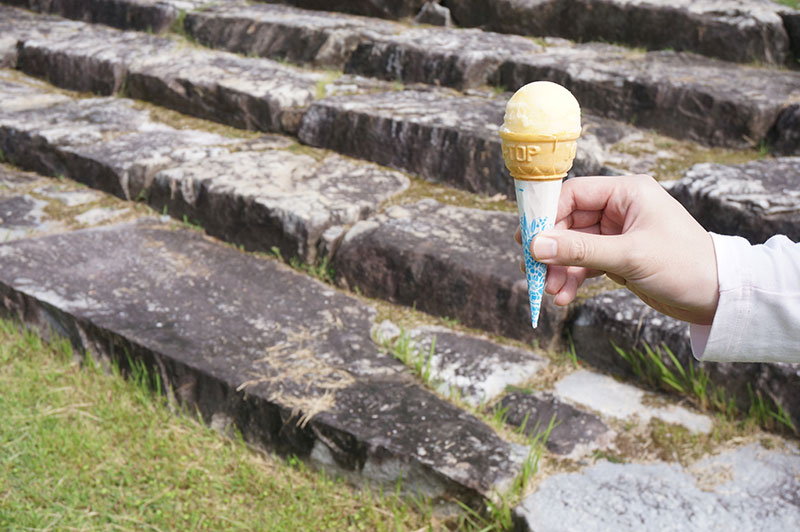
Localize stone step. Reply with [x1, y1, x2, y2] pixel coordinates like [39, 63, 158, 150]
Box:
[3, 3, 799, 155]
[0, 217, 528, 507]
[448, 0, 798, 66]
[514, 443, 800, 531]
[667, 157, 800, 244]
[0, 162, 146, 241]
[0, 71, 408, 264]
[232, 0, 799, 66]
[192, 0, 799, 67]
[0, 0, 209, 33]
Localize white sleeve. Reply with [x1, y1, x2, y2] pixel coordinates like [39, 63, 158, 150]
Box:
[690, 233, 800, 363]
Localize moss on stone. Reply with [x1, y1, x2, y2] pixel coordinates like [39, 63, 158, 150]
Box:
[130, 101, 261, 139]
[286, 142, 326, 161]
[384, 174, 517, 214]
[610, 133, 764, 181]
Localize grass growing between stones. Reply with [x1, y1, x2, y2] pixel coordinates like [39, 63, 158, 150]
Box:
[380, 329, 556, 530]
[614, 342, 798, 435]
[0, 320, 442, 531]
[130, 100, 262, 140]
[384, 174, 516, 214]
[609, 134, 766, 180]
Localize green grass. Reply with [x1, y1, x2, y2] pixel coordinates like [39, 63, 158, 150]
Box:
[775, 0, 799, 9]
[0, 319, 440, 531]
[614, 341, 798, 434]
[270, 246, 336, 285]
[384, 329, 439, 387]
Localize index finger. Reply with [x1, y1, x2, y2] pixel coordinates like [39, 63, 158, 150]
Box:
[556, 175, 638, 227]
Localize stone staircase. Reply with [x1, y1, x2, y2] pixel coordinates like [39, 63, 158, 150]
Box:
[1, 1, 800, 530]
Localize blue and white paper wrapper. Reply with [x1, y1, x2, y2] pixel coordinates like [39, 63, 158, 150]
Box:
[515, 178, 562, 328]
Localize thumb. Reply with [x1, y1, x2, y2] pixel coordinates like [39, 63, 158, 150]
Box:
[531, 230, 631, 274]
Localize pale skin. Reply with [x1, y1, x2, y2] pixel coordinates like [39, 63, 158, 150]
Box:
[515, 175, 720, 325]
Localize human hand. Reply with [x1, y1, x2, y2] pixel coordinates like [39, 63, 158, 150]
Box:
[514, 175, 719, 325]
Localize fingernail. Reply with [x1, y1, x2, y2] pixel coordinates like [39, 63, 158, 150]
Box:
[532, 236, 557, 260]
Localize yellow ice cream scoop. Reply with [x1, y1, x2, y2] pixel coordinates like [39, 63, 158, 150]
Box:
[499, 81, 581, 181]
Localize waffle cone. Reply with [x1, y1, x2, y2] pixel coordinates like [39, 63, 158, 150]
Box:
[499, 131, 578, 181]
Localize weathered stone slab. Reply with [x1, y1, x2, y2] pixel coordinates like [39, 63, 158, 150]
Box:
[496, 44, 800, 149]
[554, 370, 714, 433]
[0, 170, 59, 241]
[298, 90, 602, 198]
[0, 92, 231, 200]
[125, 47, 325, 135]
[6, 10, 326, 134]
[0, 4, 82, 67]
[499, 391, 613, 457]
[17, 22, 179, 95]
[514, 444, 800, 531]
[782, 10, 800, 60]
[668, 158, 800, 244]
[183, 2, 400, 69]
[276, 0, 427, 19]
[0, 163, 140, 241]
[375, 322, 547, 406]
[0, 70, 72, 112]
[8, 9, 388, 135]
[569, 288, 800, 431]
[769, 104, 800, 156]
[0, 219, 525, 503]
[344, 26, 542, 89]
[148, 148, 409, 262]
[5, 0, 206, 33]
[333, 200, 569, 347]
[448, 0, 792, 65]
[414, 1, 452, 26]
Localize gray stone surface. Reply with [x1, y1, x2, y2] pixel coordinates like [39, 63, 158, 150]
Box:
[333, 200, 569, 347]
[126, 47, 325, 135]
[554, 370, 713, 433]
[0, 70, 72, 112]
[769, 104, 800, 156]
[344, 26, 542, 89]
[669, 158, 800, 244]
[405, 326, 547, 406]
[275, 0, 427, 19]
[782, 10, 800, 60]
[0, 163, 141, 241]
[298, 89, 602, 198]
[3, 8, 326, 135]
[0, 219, 525, 502]
[184, 2, 400, 69]
[414, 1, 451, 26]
[148, 148, 409, 262]
[499, 391, 612, 457]
[0, 186, 55, 241]
[496, 43, 800, 149]
[448, 0, 792, 65]
[514, 444, 800, 532]
[0, 89, 231, 200]
[6, 0, 208, 33]
[17, 22, 178, 95]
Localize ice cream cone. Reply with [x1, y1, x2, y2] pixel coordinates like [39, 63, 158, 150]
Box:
[499, 82, 581, 328]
